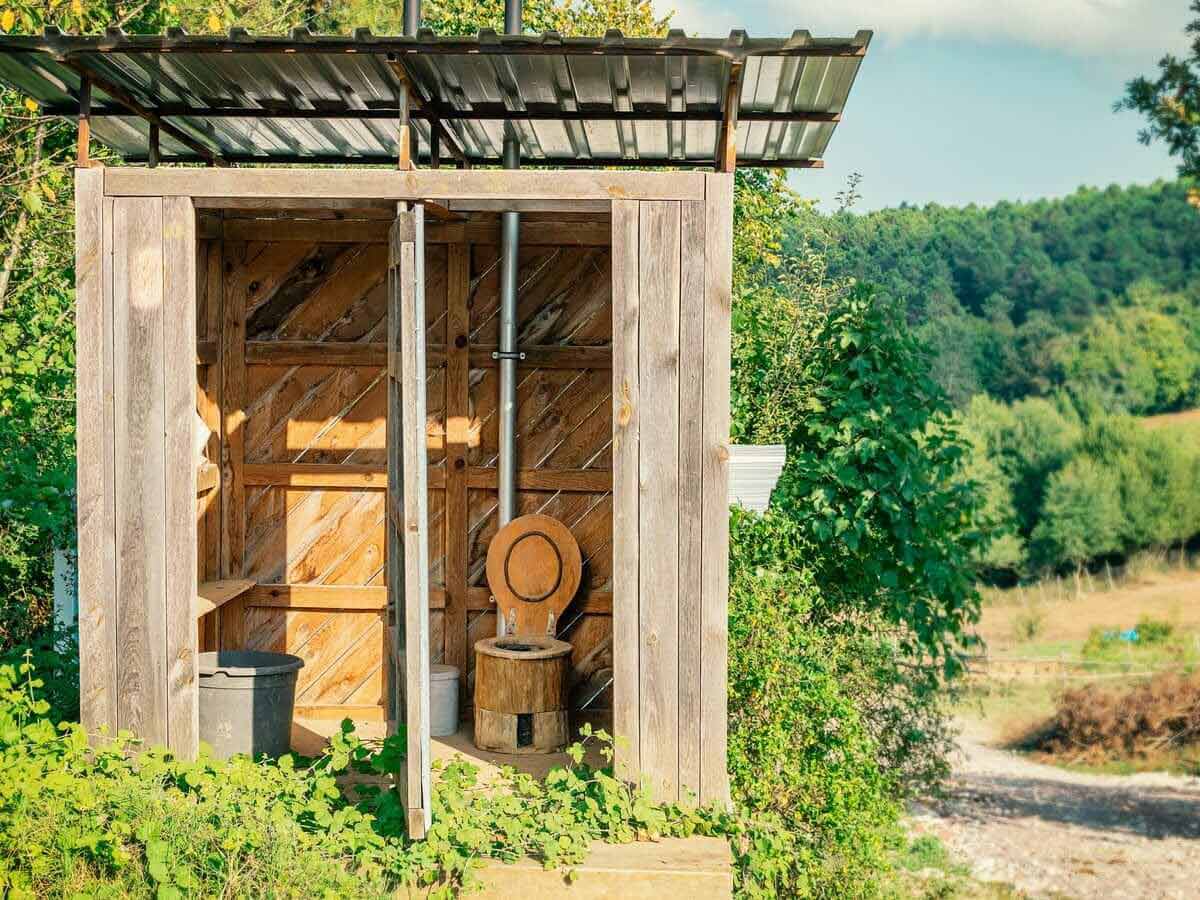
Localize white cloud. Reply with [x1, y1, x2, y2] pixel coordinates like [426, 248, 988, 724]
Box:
[667, 0, 1192, 58]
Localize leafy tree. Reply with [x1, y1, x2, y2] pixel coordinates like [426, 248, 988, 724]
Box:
[1118, 1, 1200, 189]
[1053, 283, 1199, 414]
[733, 275, 986, 673]
[957, 399, 1024, 575]
[1030, 457, 1123, 575]
[968, 395, 1081, 539]
[788, 181, 1200, 407]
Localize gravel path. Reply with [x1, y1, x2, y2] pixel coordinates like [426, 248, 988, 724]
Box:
[909, 723, 1200, 899]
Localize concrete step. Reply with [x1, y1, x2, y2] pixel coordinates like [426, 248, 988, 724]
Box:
[476, 835, 732, 899]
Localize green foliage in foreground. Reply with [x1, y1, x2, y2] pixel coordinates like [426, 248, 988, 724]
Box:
[729, 170, 971, 808]
[0, 651, 904, 899]
[0, 657, 743, 899]
[727, 533, 902, 897]
[733, 274, 984, 675]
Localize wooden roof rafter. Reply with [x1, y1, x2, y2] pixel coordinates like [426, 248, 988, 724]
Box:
[386, 54, 470, 168]
[59, 54, 228, 167]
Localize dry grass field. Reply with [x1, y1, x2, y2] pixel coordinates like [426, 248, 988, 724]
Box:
[1140, 407, 1200, 430]
[976, 565, 1200, 653]
[923, 565, 1200, 898]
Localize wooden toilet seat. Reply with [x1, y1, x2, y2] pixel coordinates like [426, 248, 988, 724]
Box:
[485, 514, 582, 636]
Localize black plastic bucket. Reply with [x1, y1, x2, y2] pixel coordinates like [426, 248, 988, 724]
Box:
[198, 651, 304, 759]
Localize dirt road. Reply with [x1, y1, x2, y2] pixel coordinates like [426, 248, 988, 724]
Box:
[909, 723, 1200, 899]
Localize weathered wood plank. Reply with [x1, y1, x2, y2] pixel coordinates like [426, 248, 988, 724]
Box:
[700, 174, 734, 806]
[104, 168, 704, 202]
[164, 195, 199, 758]
[610, 198, 640, 782]
[638, 200, 682, 801]
[447, 199, 610, 213]
[245, 583, 458, 611]
[112, 196, 168, 745]
[243, 340, 608, 370]
[677, 198, 706, 798]
[244, 463, 393, 489]
[195, 578, 256, 618]
[246, 341, 392, 367]
[222, 217, 611, 247]
[195, 197, 396, 213]
[220, 241, 248, 647]
[247, 583, 389, 610]
[239, 462, 608, 493]
[388, 206, 432, 838]
[401, 207, 432, 836]
[295, 703, 388, 721]
[75, 167, 117, 738]
[467, 468, 611, 492]
[444, 242, 470, 689]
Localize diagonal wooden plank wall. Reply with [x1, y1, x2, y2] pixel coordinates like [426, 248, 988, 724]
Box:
[203, 210, 615, 722]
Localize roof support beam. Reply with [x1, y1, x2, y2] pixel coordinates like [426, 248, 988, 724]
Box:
[130, 153, 823, 169]
[397, 79, 413, 170]
[48, 104, 840, 124]
[59, 56, 228, 166]
[75, 73, 91, 166]
[387, 57, 470, 168]
[717, 61, 743, 173]
[148, 122, 159, 167]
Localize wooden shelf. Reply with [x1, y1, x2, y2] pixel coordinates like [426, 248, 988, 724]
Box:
[195, 578, 254, 619]
[197, 461, 219, 495]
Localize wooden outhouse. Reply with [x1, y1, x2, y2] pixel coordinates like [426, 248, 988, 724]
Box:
[0, 26, 869, 835]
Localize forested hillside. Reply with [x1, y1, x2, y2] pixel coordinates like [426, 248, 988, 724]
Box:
[788, 181, 1200, 411]
[780, 180, 1200, 578]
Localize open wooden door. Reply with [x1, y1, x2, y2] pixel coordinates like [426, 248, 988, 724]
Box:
[387, 204, 432, 839]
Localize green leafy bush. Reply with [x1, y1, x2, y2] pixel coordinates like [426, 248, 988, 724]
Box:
[1136, 616, 1174, 645]
[727, 556, 899, 897]
[0, 655, 751, 899]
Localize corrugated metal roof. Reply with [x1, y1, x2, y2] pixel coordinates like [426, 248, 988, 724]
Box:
[0, 27, 871, 168]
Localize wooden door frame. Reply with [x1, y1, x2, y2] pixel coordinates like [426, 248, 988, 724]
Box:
[387, 203, 432, 838]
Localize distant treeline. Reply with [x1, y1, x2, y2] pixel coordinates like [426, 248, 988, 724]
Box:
[962, 398, 1200, 578]
[789, 180, 1200, 412]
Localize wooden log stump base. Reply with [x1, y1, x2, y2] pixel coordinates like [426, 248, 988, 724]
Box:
[474, 635, 571, 754]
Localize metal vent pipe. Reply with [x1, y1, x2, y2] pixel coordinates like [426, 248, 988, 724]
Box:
[497, 0, 522, 529]
[403, 0, 420, 36]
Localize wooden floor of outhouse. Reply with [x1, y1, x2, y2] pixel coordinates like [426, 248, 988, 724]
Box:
[290, 710, 612, 780]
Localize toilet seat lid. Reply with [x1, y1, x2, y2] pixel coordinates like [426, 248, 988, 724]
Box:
[486, 514, 582, 636]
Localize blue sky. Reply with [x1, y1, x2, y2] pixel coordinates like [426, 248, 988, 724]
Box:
[668, 0, 1191, 211]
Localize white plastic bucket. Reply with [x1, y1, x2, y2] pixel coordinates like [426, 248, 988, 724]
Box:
[430, 663, 460, 736]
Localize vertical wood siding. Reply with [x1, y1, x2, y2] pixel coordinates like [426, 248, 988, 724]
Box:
[76, 183, 197, 753]
[610, 177, 733, 805]
[74, 168, 116, 736]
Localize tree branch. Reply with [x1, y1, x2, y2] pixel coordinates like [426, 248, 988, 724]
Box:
[0, 122, 45, 315]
